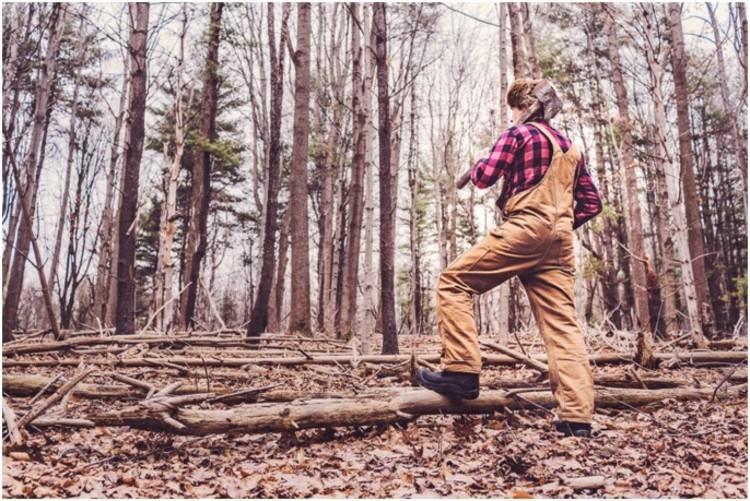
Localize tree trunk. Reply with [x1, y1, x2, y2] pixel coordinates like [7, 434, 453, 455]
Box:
[668, 3, 715, 339]
[507, 3, 526, 79]
[362, 125, 377, 343]
[267, 210, 290, 333]
[94, 54, 129, 327]
[583, 10, 621, 330]
[521, 3, 542, 79]
[407, 83, 422, 336]
[374, 3, 398, 355]
[2, 4, 65, 339]
[739, 2, 748, 99]
[339, 2, 368, 338]
[47, 16, 89, 310]
[320, 5, 346, 337]
[114, 2, 149, 335]
[69, 385, 749, 435]
[496, 3, 510, 341]
[288, 2, 312, 335]
[707, 3, 748, 212]
[179, 3, 223, 330]
[154, 6, 189, 332]
[605, 10, 653, 354]
[247, 4, 290, 339]
[640, 4, 678, 338]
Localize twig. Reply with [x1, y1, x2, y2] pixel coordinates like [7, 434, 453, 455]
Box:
[199, 276, 227, 331]
[627, 367, 648, 389]
[511, 329, 530, 358]
[28, 374, 62, 404]
[481, 341, 549, 374]
[206, 383, 282, 404]
[138, 282, 191, 335]
[2, 397, 23, 444]
[111, 373, 155, 393]
[711, 360, 747, 403]
[15, 367, 95, 441]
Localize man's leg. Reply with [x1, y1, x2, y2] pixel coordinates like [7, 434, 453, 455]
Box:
[520, 268, 594, 423]
[436, 231, 533, 374]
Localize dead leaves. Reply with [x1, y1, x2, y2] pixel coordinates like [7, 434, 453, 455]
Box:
[2, 338, 747, 498]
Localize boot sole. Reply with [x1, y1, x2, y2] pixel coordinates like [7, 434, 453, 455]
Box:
[416, 372, 480, 400]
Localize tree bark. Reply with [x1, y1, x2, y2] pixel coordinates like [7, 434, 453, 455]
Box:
[2, 4, 65, 339]
[94, 53, 129, 327]
[374, 3, 398, 355]
[339, 2, 368, 338]
[320, 5, 347, 337]
[179, 3, 223, 330]
[247, 4, 290, 339]
[507, 3, 526, 79]
[668, 3, 715, 338]
[288, 2, 312, 334]
[114, 2, 149, 335]
[707, 3, 748, 212]
[65, 385, 749, 435]
[521, 3, 542, 78]
[155, 6, 190, 332]
[640, 4, 679, 338]
[47, 15, 89, 309]
[605, 9, 653, 354]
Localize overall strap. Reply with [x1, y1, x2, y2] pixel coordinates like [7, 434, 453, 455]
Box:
[527, 121, 562, 154]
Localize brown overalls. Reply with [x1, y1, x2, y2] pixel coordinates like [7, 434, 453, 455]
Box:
[436, 122, 595, 423]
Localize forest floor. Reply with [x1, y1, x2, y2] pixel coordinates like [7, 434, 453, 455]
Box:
[2, 330, 747, 498]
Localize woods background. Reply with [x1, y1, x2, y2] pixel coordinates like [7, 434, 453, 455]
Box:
[2, 2, 747, 352]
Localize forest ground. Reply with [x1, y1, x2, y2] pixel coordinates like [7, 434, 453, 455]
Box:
[2, 332, 747, 498]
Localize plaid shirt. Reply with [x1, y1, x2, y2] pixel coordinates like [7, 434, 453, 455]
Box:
[471, 120, 602, 229]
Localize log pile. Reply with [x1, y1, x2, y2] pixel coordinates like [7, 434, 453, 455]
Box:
[2, 330, 747, 441]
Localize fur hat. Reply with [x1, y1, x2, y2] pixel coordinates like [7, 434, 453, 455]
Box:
[506, 78, 546, 110]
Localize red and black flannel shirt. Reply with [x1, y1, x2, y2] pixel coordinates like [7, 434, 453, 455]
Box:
[470, 120, 603, 229]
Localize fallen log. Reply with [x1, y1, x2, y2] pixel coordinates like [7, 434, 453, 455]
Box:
[14, 367, 94, 442]
[1, 374, 401, 403]
[481, 341, 549, 374]
[50, 384, 748, 435]
[2, 335, 352, 356]
[709, 339, 748, 349]
[2, 397, 23, 443]
[3, 372, 700, 402]
[4, 350, 746, 368]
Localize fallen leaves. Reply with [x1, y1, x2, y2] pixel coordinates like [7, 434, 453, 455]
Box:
[2, 334, 747, 498]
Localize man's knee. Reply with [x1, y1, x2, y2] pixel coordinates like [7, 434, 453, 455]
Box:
[437, 270, 471, 297]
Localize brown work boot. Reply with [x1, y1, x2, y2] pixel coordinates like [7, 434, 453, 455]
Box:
[554, 420, 591, 438]
[416, 368, 480, 399]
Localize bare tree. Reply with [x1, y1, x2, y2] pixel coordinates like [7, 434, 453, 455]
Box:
[2, 4, 66, 339]
[339, 2, 368, 338]
[114, 2, 149, 335]
[47, 12, 91, 318]
[247, 3, 290, 339]
[521, 4, 542, 78]
[605, 8, 653, 360]
[638, 4, 678, 337]
[707, 3, 748, 210]
[287, 2, 313, 334]
[507, 3, 526, 79]
[95, 47, 129, 327]
[154, 4, 191, 331]
[180, 3, 224, 330]
[374, 2, 397, 354]
[668, 3, 715, 338]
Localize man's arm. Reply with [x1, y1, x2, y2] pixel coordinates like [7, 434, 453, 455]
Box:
[572, 153, 603, 230]
[470, 128, 518, 189]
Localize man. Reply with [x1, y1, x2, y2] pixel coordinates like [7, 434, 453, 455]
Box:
[416, 79, 603, 438]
